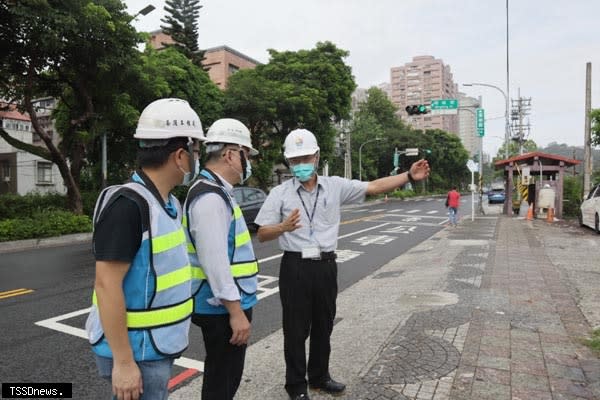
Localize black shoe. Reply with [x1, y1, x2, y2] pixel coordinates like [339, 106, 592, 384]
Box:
[309, 379, 346, 395]
[290, 393, 310, 400]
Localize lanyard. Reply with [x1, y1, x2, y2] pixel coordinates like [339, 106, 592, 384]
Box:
[297, 186, 320, 235]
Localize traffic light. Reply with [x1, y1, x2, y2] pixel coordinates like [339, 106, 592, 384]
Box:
[405, 104, 429, 115]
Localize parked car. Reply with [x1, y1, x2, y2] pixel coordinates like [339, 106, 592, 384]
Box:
[579, 184, 600, 233]
[232, 186, 267, 230]
[488, 188, 506, 204]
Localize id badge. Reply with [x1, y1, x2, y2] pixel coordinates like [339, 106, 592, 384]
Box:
[301, 246, 321, 259]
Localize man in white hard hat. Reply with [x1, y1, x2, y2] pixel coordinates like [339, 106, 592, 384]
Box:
[86, 98, 205, 400]
[255, 128, 430, 400]
[183, 118, 259, 400]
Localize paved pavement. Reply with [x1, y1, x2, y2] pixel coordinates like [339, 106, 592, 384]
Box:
[170, 208, 600, 400]
[3, 200, 600, 399]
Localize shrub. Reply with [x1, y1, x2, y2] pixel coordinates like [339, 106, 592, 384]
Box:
[0, 192, 67, 220]
[0, 210, 92, 242]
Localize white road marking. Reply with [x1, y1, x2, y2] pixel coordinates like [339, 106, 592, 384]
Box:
[426, 210, 439, 214]
[405, 209, 420, 214]
[352, 235, 397, 246]
[382, 226, 417, 234]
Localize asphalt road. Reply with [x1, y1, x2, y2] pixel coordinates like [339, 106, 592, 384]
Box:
[0, 195, 458, 398]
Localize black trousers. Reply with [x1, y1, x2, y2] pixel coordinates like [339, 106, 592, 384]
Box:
[192, 309, 253, 400]
[279, 252, 338, 396]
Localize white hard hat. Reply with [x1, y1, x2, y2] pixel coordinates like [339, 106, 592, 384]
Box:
[134, 98, 205, 141]
[283, 129, 320, 159]
[204, 118, 258, 156]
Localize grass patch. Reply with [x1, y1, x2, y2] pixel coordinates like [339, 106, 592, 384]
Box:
[582, 328, 600, 355]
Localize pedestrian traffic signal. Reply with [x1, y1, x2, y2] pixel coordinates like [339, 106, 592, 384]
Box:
[405, 104, 429, 115]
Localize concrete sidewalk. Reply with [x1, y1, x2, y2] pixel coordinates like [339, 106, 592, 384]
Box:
[173, 214, 600, 400]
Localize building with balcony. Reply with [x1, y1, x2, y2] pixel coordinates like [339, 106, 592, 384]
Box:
[390, 55, 458, 134]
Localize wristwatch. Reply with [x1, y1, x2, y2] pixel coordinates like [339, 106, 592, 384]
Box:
[407, 171, 416, 185]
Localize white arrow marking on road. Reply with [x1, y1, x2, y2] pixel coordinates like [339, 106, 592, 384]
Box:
[382, 226, 417, 234]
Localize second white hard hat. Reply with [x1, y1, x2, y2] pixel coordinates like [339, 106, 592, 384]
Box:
[283, 129, 320, 159]
[205, 118, 258, 156]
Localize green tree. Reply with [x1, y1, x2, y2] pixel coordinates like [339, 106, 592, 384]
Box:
[224, 41, 356, 189]
[82, 46, 224, 189]
[349, 87, 406, 180]
[161, 0, 204, 65]
[421, 129, 470, 191]
[0, 0, 142, 213]
[494, 139, 537, 161]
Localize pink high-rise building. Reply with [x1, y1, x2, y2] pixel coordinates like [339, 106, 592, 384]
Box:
[390, 55, 458, 134]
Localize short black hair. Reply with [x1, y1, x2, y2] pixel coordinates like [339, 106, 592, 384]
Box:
[137, 137, 190, 169]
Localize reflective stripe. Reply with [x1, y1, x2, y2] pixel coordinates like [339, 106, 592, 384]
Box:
[152, 228, 186, 254]
[156, 264, 192, 292]
[182, 215, 188, 227]
[235, 230, 251, 246]
[191, 265, 206, 280]
[93, 292, 193, 329]
[233, 206, 242, 219]
[191, 261, 258, 281]
[127, 298, 193, 329]
[187, 243, 196, 254]
[232, 261, 258, 277]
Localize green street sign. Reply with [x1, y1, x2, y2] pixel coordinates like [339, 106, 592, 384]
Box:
[430, 99, 458, 110]
[476, 108, 485, 137]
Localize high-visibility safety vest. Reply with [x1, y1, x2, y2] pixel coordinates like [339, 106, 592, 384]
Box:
[183, 169, 259, 314]
[85, 181, 193, 360]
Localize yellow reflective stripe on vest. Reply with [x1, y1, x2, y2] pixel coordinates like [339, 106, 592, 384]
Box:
[182, 215, 188, 228]
[92, 292, 193, 329]
[187, 242, 196, 254]
[127, 298, 193, 329]
[191, 265, 206, 280]
[152, 228, 186, 254]
[232, 261, 258, 277]
[155, 264, 192, 292]
[233, 206, 242, 219]
[235, 230, 251, 246]
[191, 261, 258, 281]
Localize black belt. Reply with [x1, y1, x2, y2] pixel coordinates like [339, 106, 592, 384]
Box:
[283, 251, 337, 261]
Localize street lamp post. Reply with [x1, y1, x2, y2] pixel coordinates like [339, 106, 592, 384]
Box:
[463, 83, 510, 160]
[359, 138, 383, 181]
[102, 4, 156, 188]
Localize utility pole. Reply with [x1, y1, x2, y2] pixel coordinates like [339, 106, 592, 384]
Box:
[584, 62, 593, 198]
[510, 90, 531, 155]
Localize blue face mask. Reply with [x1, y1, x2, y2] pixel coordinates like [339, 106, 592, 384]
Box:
[291, 163, 315, 182]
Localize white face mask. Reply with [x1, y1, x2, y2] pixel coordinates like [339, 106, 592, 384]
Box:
[180, 157, 199, 186]
[229, 149, 252, 184]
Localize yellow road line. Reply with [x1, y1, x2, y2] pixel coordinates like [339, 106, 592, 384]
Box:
[0, 288, 34, 299]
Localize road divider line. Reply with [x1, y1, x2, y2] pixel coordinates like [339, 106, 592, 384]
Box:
[0, 288, 34, 299]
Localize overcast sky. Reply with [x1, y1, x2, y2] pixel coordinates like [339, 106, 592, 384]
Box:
[125, 0, 600, 156]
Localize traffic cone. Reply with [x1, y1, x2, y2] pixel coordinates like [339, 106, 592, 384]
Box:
[526, 206, 533, 221]
[546, 207, 554, 223]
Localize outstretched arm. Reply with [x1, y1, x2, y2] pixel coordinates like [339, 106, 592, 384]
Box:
[366, 159, 430, 196]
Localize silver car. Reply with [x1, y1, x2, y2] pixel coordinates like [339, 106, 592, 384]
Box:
[580, 184, 600, 233]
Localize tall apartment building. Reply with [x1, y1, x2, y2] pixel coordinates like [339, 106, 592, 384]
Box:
[457, 93, 481, 157]
[148, 31, 260, 89]
[390, 55, 458, 134]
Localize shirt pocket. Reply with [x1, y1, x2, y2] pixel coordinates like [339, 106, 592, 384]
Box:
[319, 196, 339, 225]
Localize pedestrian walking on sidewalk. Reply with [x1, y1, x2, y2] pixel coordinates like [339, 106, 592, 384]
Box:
[183, 119, 260, 400]
[86, 98, 204, 400]
[446, 186, 460, 226]
[254, 128, 430, 400]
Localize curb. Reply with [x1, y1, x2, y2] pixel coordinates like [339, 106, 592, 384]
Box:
[0, 232, 92, 254]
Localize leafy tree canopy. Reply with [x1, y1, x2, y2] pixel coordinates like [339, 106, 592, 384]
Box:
[0, 0, 143, 213]
[224, 41, 356, 189]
